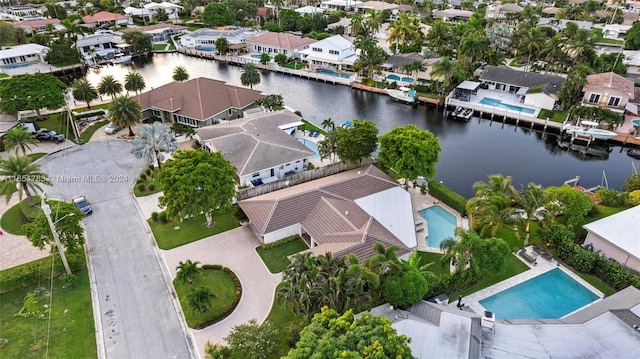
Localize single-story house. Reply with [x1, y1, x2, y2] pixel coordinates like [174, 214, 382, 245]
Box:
[124, 2, 183, 21]
[0, 43, 49, 66]
[75, 32, 123, 56]
[13, 18, 63, 33]
[536, 18, 593, 32]
[478, 66, 566, 110]
[485, 2, 523, 26]
[239, 165, 417, 261]
[581, 72, 634, 114]
[433, 9, 473, 22]
[196, 110, 314, 186]
[320, 0, 364, 11]
[299, 35, 358, 71]
[179, 27, 262, 49]
[294, 6, 325, 15]
[582, 205, 640, 272]
[416, 57, 444, 84]
[384, 52, 424, 74]
[360, 1, 399, 13]
[246, 32, 316, 59]
[81, 11, 131, 28]
[602, 24, 632, 40]
[120, 24, 187, 43]
[133, 77, 263, 127]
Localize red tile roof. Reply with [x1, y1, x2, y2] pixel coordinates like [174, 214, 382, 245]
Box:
[82, 11, 129, 23]
[13, 18, 60, 30]
[584, 72, 634, 99]
[247, 32, 316, 50]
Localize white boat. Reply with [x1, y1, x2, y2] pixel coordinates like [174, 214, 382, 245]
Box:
[387, 87, 418, 103]
[111, 54, 132, 65]
[561, 120, 617, 141]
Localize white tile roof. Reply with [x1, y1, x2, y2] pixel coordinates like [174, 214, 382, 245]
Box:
[583, 205, 640, 259]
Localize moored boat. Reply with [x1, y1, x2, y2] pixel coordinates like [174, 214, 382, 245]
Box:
[111, 54, 132, 65]
[561, 120, 617, 141]
[627, 148, 640, 159]
[386, 87, 418, 103]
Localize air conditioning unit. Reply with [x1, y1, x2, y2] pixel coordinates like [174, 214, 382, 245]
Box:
[482, 311, 495, 333]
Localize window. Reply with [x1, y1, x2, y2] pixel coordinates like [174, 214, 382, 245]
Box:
[608, 96, 621, 107]
[252, 172, 260, 177]
[312, 47, 322, 53]
[152, 110, 161, 117]
[329, 50, 339, 55]
[588, 93, 601, 103]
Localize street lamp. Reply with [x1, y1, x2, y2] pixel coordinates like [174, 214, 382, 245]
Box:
[41, 194, 73, 275]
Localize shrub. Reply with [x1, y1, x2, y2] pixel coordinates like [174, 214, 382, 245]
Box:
[629, 190, 640, 206]
[20, 199, 42, 222]
[274, 53, 287, 64]
[148, 183, 156, 191]
[145, 167, 153, 176]
[0, 252, 86, 293]
[59, 273, 78, 290]
[158, 211, 168, 223]
[594, 188, 626, 207]
[139, 173, 147, 181]
[232, 205, 248, 222]
[307, 163, 315, 170]
[136, 178, 145, 185]
[260, 234, 301, 249]
[151, 211, 159, 221]
[137, 183, 146, 192]
[427, 180, 467, 215]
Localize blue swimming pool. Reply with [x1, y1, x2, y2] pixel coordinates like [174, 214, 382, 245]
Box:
[387, 74, 401, 81]
[196, 47, 216, 52]
[479, 97, 536, 114]
[251, 54, 272, 60]
[297, 138, 320, 159]
[479, 268, 599, 319]
[632, 118, 640, 127]
[3, 63, 32, 69]
[418, 205, 457, 248]
[402, 77, 415, 83]
[317, 68, 351, 79]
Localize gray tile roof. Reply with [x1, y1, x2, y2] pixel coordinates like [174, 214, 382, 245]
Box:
[196, 110, 314, 176]
[386, 52, 425, 67]
[479, 66, 566, 96]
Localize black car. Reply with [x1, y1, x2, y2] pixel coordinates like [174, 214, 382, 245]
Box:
[35, 130, 65, 143]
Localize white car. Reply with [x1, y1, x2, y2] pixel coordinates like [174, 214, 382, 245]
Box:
[104, 123, 122, 134]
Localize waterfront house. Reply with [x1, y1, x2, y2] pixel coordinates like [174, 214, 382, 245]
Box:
[319, 0, 364, 11]
[120, 24, 187, 44]
[180, 27, 262, 49]
[239, 165, 417, 260]
[295, 6, 325, 14]
[416, 57, 444, 85]
[299, 35, 358, 71]
[195, 110, 314, 187]
[602, 24, 631, 40]
[0, 43, 49, 66]
[75, 32, 123, 56]
[124, 2, 183, 22]
[581, 72, 634, 114]
[582, 205, 640, 272]
[81, 11, 131, 29]
[13, 18, 63, 34]
[383, 52, 424, 84]
[133, 77, 262, 128]
[246, 32, 316, 59]
[536, 18, 593, 32]
[485, 2, 523, 26]
[0, 6, 44, 21]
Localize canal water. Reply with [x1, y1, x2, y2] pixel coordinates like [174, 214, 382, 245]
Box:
[85, 53, 639, 198]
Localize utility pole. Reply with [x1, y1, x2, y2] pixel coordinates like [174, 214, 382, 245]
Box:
[41, 195, 72, 275]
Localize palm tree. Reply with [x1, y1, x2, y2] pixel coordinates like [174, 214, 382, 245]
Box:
[172, 66, 189, 82]
[3, 126, 38, 156]
[321, 117, 334, 131]
[364, 10, 383, 34]
[472, 174, 516, 199]
[132, 122, 178, 171]
[440, 228, 482, 275]
[71, 78, 98, 109]
[186, 285, 216, 313]
[350, 13, 364, 36]
[425, 20, 452, 56]
[513, 183, 548, 245]
[240, 63, 260, 89]
[0, 155, 52, 206]
[215, 37, 229, 55]
[98, 75, 123, 99]
[124, 71, 146, 95]
[430, 57, 466, 94]
[402, 250, 437, 281]
[388, 13, 420, 52]
[353, 45, 387, 78]
[519, 28, 545, 71]
[365, 242, 401, 278]
[176, 259, 201, 284]
[109, 95, 141, 137]
[400, 60, 423, 80]
[459, 33, 489, 68]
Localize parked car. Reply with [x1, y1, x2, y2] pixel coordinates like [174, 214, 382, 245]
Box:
[72, 195, 92, 215]
[104, 123, 122, 135]
[35, 130, 65, 143]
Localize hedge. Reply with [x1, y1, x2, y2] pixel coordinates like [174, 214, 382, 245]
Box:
[260, 234, 302, 250]
[428, 180, 468, 215]
[0, 252, 86, 294]
[191, 264, 243, 329]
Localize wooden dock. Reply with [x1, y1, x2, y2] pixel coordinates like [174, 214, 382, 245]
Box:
[350, 83, 442, 106]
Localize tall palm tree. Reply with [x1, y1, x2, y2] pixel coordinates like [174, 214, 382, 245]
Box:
[124, 71, 146, 95]
[402, 250, 437, 281]
[350, 13, 364, 36]
[513, 183, 548, 245]
[321, 117, 334, 131]
[353, 45, 387, 78]
[364, 9, 383, 34]
[430, 57, 466, 94]
[401, 60, 423, 80]
[172, 66, 189, 82]
[71, 78, 98, 109]
[132, 122, 178, 171]
[472, 174, 516, 199]
[519, 28, 545, 71]
[186, 285, 216, 313]
[176, 259, 201, 284]
[365, 242, 401, 278]
[109, 95, 141, 137]
[459, 33, 489, 68]
[425, 20, 452, 56]
[98, 75, 123, 99]
[3, 126, 38, 156]
[388, 13, 420, 52]
[240, 63, 260, 89]
[0, 155, 52, 206]
[440, 228, 482, 275]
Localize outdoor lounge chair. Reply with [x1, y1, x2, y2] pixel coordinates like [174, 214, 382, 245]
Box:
[519, 249, 536, 264]
[314, 131, 320, 137]
[308, 130, 315, 137]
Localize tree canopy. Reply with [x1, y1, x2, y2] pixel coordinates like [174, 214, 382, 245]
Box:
[382, 262, 428, 308]
[334, 119, 378, 163]
[0, 73, 66, 119]
[622, 173, 640, 193]
[202, 2, 236, 27]
[378, 124, 441, 183]
[22, 200, 86, 253]
[285, 307, 413, 359]
[122, 31, 152, 54]
[156, 149, 237, 226]
[223, 319, 279, 359]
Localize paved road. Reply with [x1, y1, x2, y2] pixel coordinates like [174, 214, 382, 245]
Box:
[40, 141, 194, 359]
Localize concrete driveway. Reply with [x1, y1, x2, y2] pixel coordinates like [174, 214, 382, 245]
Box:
[162, 226, 281, 354]
[39, 141, 194, 359]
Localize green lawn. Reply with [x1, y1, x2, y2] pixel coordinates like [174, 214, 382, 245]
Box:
[255, 239, 309, 273]
[263, 284, 305, 359]
[33, 112, 74, 141]
[153, 43, 167, 50]
[149, 210, 239, 249]
[577, 272, 615, 296]
[283, 61, 304, 70]
[0, 197, 39, 235]
[452, 254, 530, 298]
[79, 119, 109, 144]
[28, 152, 47, 161]
[173, 268, 238, 328]
[537, 109, 570, 123]
[0, 269, 96, 358]
[416, 251, 448, 277]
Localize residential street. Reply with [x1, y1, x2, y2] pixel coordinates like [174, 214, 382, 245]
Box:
[39, 141, 195, 359]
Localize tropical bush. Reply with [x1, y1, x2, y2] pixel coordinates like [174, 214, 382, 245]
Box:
[0, 252, 86, 293]
[595, 188, 626, 207]
[260, 234, 300, 250]
[428, 180, 467, 215]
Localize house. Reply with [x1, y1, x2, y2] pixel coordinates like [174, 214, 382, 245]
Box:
[602, 24, 632, 40]
[195, 110, 314, 186]
[81, 11, 131, 28]
[0, 43, 49, 66]
[0, 6, 44, 21]
[536, 18, 593, 32]
[582, 205, 640, 272]
[485, 2, 523, 26]
[433, 9, 473, 23]
[478, 66, 565, 110]
[299, 35, 358, 71]
[133, 77, 263, 127]
[383, 52, 424, 84]
[416, 57, 443, 85]
[75, 32, 123, 56]
[124, 1, 183, 22]
[246, 32, 316, 59]
[180, 27, 262, 49]
[239, 165, 417, 261]
[13, 18, 63, 34]
[581, 72, 634, 114]
[360, 1, 399, 13]
[120, 24, 187, 43]
[320, 0, 364, 11]
[623, 50, 640, 75]
[294, 6, 325, 14]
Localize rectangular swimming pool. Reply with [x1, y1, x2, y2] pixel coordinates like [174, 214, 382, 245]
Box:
[479, 268, 599, 319]
[418, 205, 457, 249]
[479, 97, 536, 114]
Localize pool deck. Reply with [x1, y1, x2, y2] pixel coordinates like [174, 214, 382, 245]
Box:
[452, 246, 605, 319]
